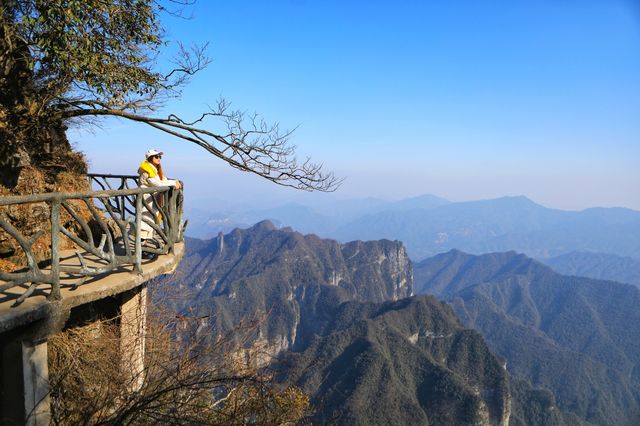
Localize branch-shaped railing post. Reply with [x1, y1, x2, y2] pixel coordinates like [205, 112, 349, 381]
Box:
[0, 176, 184, 305]
[134, 192, 143, 274]
[49, 199, 61, 301]
[166, 189, 176, 253]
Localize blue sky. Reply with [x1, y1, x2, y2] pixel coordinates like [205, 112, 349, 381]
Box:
[71, 0, 640, 210]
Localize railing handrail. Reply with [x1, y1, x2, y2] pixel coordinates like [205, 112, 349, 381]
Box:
[0, 186, 171, 206]
[87, 173, 139, 179]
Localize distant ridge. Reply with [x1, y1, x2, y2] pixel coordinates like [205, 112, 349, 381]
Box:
[186, 194, 640, 260]
[540, 251, 640, 288]
[336, 196, 640, 260]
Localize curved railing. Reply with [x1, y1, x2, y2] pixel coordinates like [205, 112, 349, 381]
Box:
[0, 174, 184, 305]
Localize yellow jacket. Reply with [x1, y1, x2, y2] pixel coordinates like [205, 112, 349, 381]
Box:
[138, 161, 158, 179]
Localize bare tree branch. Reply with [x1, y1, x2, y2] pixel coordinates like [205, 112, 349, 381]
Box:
[58, 101, 342, 191]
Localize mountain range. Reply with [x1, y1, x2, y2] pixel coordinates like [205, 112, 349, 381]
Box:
[414, 250, 640, 425]
[185, 195, 640, 261]
[156, 221, 640, 425]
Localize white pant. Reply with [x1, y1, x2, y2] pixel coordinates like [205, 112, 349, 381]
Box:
[140, 193, 160, 240]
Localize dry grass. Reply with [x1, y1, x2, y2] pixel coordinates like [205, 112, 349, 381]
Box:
[48, 299, 310, 425]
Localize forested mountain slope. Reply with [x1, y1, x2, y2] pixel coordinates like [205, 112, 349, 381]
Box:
[278, 296, 511, 425]
[414, 250, 640, 425]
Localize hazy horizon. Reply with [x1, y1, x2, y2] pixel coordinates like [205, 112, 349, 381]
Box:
[183, 191, 640, 218]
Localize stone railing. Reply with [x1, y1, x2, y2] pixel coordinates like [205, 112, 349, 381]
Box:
[0, 174, 184, 305]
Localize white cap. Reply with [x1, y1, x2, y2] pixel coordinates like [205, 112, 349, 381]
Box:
[145, 148, 164, 159]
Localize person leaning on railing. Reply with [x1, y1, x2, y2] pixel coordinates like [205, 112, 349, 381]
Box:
[137, 149, 182, 247]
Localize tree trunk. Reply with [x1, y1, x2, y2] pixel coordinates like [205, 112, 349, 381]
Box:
[0, 130, 29, 188]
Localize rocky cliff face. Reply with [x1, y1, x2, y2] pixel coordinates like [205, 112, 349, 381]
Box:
[156, 221, 412, 353]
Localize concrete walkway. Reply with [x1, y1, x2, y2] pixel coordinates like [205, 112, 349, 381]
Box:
[0, 243, 184, 334]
